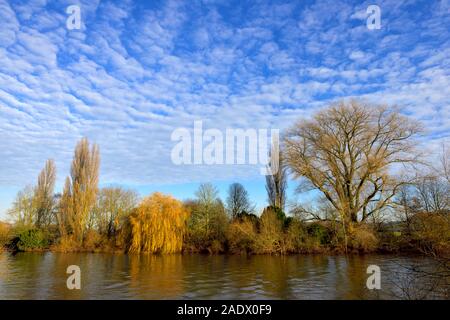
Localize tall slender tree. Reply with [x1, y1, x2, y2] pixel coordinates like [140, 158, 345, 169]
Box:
[33, 159, 56, 228]
[60, 138, 100, 244]
[265, 149, 287, 211]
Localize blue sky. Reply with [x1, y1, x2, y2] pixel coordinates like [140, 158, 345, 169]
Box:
[0, 0, 449, 220]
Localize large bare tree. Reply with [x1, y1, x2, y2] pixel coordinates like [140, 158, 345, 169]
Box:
[284, 100, 422, 226]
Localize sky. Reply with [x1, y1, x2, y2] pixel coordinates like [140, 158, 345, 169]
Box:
[0, 0, 449, 220]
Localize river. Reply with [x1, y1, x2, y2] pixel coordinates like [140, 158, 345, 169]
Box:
[0, 252, 447, 299]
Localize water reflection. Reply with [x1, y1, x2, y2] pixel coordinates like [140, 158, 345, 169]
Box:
[0, 252, 445, 299]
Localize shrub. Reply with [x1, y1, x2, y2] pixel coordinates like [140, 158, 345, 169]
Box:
[209, 239, 224, 254]
[410, 212, 450, 255]
[16, 229, 49, 251]
[283, 219, 308, 253]
[52, 235, 79, 252]
[349, 224, 378, 252]
[264, 206, 286, 222]
[0, 222, 12, 248]
[255, 209, 284, 254]
[83, 229, 103, 251]
[307, 223, 331, 245]
[226, 218, 257, 254]
[377, 230, 406, 252]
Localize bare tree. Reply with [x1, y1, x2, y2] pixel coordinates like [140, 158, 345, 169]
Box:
[8, 186, 35, 227]
[190, 183, 225, 239]
[60, 138, 100, 244]
[410, 142, 450, 213]
[33, 159, 56, 228]
[284, 100, 422, 227]
[92, 187, 138, 238]
[226, 183, 254, 219]
[393, 184, 420, 234]
[415, 174, 449, 213]
[439, 142, 450, 184]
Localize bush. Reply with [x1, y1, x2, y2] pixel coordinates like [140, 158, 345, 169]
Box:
[349, 224, 378, 252]
[307, 223, 331, 245]
[16, 229, 49, 251]
[226, 218, 257, 254]
[0, 222, 12, 248]
[255, 209, 284, 254]
[83, 229, 103, 251]
[410, 212, 450, 255]
[284, 219, 309, 253]
[52, 235, 80, 253]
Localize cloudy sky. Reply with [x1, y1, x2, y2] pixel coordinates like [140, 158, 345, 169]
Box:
[0, 0, 449, 219]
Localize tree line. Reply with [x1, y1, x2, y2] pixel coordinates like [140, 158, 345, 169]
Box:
[1, 100, 449, 256]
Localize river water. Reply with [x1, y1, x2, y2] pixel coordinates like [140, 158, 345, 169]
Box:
[0, 252, 447, 299]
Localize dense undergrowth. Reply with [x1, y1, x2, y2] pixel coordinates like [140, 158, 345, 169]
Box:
[1, 205, 448, 257]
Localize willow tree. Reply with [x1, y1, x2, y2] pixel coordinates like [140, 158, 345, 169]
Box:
[60, 138, 100, 244]
[128, 192, 189, 254]
[284, 100, 421, 227]
[33, 159, 56, 228]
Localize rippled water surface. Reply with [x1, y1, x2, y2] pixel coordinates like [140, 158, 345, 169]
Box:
[0, 252, 446, 299]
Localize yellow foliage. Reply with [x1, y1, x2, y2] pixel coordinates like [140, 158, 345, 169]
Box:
[128, 193, 189, 254]
[226, 218, 257, 254]
[349, 224, 378, 252]
[411, 212, 450, 254]
[52, 235, 79, 253]
[0, 222, 11, 247]
[255, 209, 284, 254]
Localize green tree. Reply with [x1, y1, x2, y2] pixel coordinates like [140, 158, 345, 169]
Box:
[92, 187, 138, 238]
[187, 183, 228, 251]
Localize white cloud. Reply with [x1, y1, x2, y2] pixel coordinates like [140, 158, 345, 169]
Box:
[0, 0, 448, 217]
